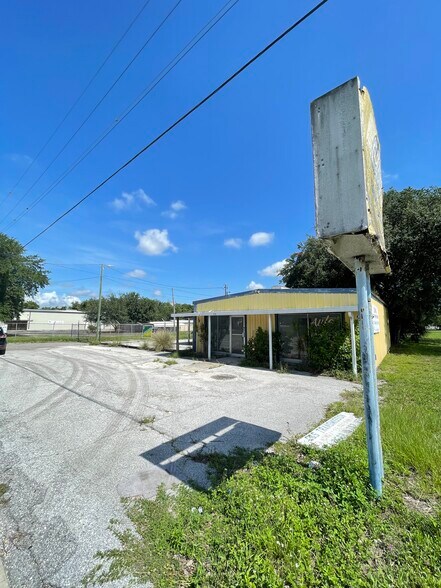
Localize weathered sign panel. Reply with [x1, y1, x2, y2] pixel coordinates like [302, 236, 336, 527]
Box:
[311, 77, 390, 274]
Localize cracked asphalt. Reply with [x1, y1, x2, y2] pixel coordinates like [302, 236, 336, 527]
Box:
[0, 343, 354, 587]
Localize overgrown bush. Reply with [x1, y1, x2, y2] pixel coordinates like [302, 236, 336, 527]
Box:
[308, 321, 360, 372]
[243, 326, 281, 368]
[151, 330, 174, 351]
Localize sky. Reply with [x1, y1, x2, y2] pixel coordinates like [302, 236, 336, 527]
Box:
[1, 0, 440, 307]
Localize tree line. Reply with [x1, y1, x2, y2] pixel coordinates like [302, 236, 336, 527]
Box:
[73, 293, 193, 327]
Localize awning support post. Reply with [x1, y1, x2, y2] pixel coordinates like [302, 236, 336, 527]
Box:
[355, 257, 383, 496]
[268, 314, 273, 370]
[208, 315, 212, 360]
[348, 311, 357, 375]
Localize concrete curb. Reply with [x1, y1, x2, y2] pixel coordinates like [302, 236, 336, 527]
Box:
[0, 560, 9, 588]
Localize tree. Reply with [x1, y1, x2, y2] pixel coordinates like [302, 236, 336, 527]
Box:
[80, 293, 193, 326]
[374, 187, 441, 342]
[70, 301, 83, 310]
[279, 237, 354, 288]
[24, 300, 40, 309]
[279, 188, 441, 343]
[82, 295, 129, 328]
[0, 233, 49, 321]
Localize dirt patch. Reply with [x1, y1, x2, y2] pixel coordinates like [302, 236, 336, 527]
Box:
[403, 493, 437, 516]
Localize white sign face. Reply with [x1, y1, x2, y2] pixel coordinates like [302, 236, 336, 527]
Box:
[311, 77, 390, 275]
[372, 305, 380, 334]
[298, 412, 362, 449]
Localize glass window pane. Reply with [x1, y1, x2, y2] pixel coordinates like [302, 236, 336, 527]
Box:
[279, 315, 308, 360]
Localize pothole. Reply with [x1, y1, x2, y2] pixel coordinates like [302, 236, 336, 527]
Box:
[211, 374, 236, 381]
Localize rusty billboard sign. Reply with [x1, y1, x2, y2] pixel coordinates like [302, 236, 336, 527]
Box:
[311, 77, 390, 274]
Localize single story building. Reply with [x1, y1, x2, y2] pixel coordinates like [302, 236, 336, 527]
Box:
[7, 308, 88, 332]
[172, 288, 390, 370]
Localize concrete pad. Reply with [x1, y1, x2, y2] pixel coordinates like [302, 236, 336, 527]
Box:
[0, 343, 355, 587]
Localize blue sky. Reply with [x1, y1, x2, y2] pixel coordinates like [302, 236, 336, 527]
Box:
[1, 0, 440, 306]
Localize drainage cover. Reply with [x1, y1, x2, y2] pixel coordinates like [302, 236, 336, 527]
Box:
[211, 374, 236, 380]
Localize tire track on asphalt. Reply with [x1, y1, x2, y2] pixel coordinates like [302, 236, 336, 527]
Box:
[2, 358, 140, 424]
[61, 348, 151, 480]
[3, 357, 85, 423]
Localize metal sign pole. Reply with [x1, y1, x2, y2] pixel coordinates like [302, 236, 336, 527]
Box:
[354, 257, 383, 496]
[366, 272, 384, 480]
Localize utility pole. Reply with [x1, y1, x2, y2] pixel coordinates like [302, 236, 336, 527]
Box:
[96, 264, 104, 342]
[224, 284, 228, 296]
[171, 287, 176, 329]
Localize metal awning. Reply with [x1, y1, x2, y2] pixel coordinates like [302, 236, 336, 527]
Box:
[171, 305, 357, 319]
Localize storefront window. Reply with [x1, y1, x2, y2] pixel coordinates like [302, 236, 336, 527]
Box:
[210, 316, 230, 353]
[278, 313, 343, 361]
[278, 315, 308, 360]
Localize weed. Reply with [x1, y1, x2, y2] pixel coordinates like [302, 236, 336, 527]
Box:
[164, 359, 177, 366]
[138, 416, 155, 426]
[0, 483, 9, 504]
[151, 330, 174, 352]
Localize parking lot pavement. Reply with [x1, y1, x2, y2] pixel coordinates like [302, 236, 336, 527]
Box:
[0, 344, 355, 587]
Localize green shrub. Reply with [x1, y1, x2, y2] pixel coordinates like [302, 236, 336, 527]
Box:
[244, 327, 281, 368]
[308, 321, 360, 372]
[151, 330, 174, 351]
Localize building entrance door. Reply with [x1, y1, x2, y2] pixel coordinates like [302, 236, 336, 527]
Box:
[230, 316, 245, 355]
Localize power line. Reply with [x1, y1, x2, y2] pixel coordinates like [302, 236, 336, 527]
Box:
[23, 0, 329, 248]
[2, 0, 152, 203]
[48, 276, 100, 285]
[44, 262, 100, 275]
[108, 267, 224, 293]
[2, 0, 240, 232]
[104, 276, 197, 301]
[1, 0, 183, 227]
[42, 262, 222, 294]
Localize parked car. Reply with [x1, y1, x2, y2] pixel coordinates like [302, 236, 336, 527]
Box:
[0, 327, 7, 355]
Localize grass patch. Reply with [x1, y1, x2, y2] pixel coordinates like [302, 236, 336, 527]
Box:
[8, 334, 91, 343]
[138, 416, 155, 426]
[85, 332, 441, 587]
[163, 359, 178, 366]
[0, 483, 9, 504]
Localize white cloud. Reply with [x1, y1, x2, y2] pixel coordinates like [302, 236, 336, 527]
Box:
[246, 281, 264, 291]
[171, 200, 186, 212]
[224, 238, 243, 249]
[126, 269, 146, 278]
[111, 189, 155, 211]
[135, 229, 177, 256]
[162, 200, 187, 219]
[6, 153, 33, 166]
[382, 171, 399, 188]
[249, 232, 274, 247]
[30, 291, 81, 308]
[153, 289, 162, 297]
[258, 259, 287, 277]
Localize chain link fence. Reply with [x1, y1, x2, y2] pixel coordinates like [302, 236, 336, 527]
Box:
[5, 321, 194, 344]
